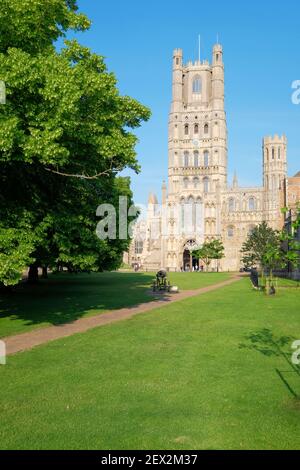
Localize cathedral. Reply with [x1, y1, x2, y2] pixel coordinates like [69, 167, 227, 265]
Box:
[126, 43, 299, 272]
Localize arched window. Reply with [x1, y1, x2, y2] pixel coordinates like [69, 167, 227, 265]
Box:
[184, 152, 189, 167]
[248, 197, 255, 211]
[193, 177, 199, 189]
[227, 226, 234, 238]
[228, 198, 235, 212]
[194, 124, 199, 134]
[266, 148, 269, 161]
[272, 147, 275, 159]
[184, 124, 189, 136]
[204, 123, 209, 134]
[204, 151, 209, 167]
[188, 197, 195, 230]
[135, 240, 143, 254]
[183, 177, 189, 189]
[278, 147, 281, 159]
[194, 151, 199, 167]
[203, 177, 209, 193]
[192, 77, 202, 94]
[181, 198, 185, 229]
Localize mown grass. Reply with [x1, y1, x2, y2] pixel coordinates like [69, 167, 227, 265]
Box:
[0, 278, 299, 450]
[0, 272, 230, 337]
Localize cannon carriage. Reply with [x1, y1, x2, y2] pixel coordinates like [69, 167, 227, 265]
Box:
[152, 269, 171, 292]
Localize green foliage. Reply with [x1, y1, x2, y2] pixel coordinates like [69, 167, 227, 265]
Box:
[0, 0, 150, 285]
[241, 222, 279, 270]
[192, 239, 225, 270]
[0, 226, 34, 286]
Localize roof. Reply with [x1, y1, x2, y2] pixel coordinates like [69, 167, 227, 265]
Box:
[294, 171, 300, 178]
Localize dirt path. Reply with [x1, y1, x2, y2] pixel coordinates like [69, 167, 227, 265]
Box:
[3, 275, 242, 356]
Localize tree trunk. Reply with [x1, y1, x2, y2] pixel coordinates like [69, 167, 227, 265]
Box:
[28, 264, 39, 283]
[42, 266, 48, 279]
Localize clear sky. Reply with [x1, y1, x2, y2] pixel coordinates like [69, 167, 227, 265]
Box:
[72, 0, 300, 205]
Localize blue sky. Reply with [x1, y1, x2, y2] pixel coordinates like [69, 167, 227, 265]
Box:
[73, 0, 300, 205]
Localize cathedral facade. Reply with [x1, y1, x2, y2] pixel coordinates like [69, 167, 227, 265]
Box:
[127, 43, 296, 272]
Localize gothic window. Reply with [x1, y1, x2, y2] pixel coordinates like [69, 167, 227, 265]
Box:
[227, 226, 234, 238]
[248, 197, 255, 211]
[192, 77, 202, 94]
[204, 123, 209, 135]
[135, 240, 143, 254]
[193, 177, 199, 189]
[194, 124, 199, 134]
[266, 148, 269, 161]
[272, 147, 275, 159]
[265, 175, 269, 189]
[184, 124, 189, 136]
[176, 58, 179, 65]
[194, 151, 199, 167]
[181, 198, 185, 228]
[183, 177, 189, 189]
[184, 152, 189, 167]
[204, 150, 209, 166]
[278, 147, 281, 159]
[228, 198, 235, 212]
[203, 177, 209, 193]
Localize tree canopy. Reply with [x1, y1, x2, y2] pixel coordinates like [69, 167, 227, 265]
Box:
[0, 0, 150, 285]
[193, 239, 225, 271]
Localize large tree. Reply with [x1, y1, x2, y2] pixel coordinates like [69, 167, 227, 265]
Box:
[0, 0, 150, 285]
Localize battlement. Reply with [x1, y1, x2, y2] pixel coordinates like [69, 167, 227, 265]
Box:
[183, 60, 211, 70]
[173, 48, 183, 57]
[263, 135, 287, 145]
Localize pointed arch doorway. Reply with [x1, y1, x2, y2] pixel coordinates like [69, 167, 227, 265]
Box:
[182, 240, 200, 272]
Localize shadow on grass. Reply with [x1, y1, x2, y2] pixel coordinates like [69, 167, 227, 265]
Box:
[239, 328, 300, 398]
[0, 272, 159, 332]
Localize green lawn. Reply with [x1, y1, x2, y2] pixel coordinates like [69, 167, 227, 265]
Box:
[0, 272, 230, 338]
[0, 278, 300, 450]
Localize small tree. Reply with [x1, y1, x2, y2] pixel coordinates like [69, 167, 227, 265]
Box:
[193, 239, 225, 272]
[241, 222, 279, 281]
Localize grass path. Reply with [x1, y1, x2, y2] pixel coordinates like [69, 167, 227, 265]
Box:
[0, 272, 231, 338]
[3, 275, 241, 355]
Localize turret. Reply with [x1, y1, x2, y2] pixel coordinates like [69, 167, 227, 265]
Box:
[162, 181, 167, 206]
[263, 135, 287, 192]
[171, 49, 183, 113]
[212, 44, 224, 111]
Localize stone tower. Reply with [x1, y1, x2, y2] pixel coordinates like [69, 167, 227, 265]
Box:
[162, 43, 228, 270]
[263, 135, 287, 228]
[168, 44, 227, 198]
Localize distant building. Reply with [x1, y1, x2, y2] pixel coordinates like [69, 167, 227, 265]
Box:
[127, 43, 299, 272]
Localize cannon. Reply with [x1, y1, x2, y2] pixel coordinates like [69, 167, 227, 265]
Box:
[152, 269, 171, 292]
